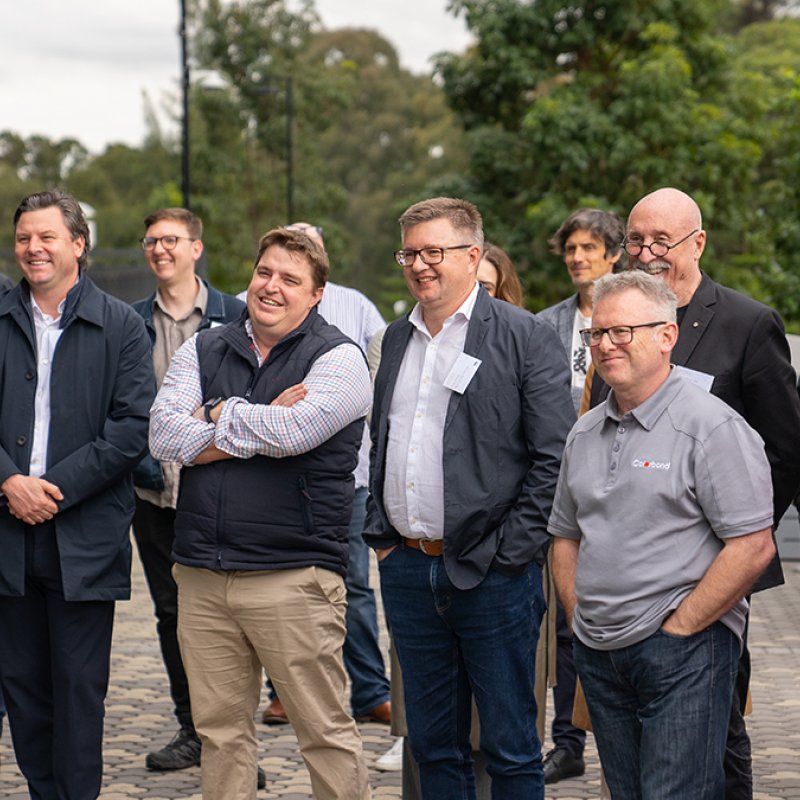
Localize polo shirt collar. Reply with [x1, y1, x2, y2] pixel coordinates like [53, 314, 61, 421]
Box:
[606, 367, 685, 430]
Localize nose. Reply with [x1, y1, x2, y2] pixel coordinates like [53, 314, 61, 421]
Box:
[406, 252, 425, 270]
[636, 242, 657, 264]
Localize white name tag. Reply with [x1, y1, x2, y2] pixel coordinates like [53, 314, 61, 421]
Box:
[674, 365, 714, 392]
[444, 353, 482, 394]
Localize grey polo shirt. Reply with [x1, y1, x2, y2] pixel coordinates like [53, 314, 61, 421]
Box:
[548, 368, 773, 651]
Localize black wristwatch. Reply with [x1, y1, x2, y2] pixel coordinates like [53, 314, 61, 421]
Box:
[203, 396, 225, 424]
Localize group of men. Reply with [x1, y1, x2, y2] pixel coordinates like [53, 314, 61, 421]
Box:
[0, 185, 798, 800]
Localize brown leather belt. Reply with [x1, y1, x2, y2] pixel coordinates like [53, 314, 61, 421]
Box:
[402, 537, 443, 556]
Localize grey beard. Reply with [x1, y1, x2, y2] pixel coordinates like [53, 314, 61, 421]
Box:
[630, 259, 670, 275]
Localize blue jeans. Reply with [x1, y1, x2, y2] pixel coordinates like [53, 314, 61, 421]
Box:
[574, 622, 739, 800]
[380, 546, 545, 800]
[343, 487, 390, 716]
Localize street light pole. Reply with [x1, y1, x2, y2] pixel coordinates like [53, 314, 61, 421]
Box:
[179, 0, 191, 210]
[284, 76, 294, 224]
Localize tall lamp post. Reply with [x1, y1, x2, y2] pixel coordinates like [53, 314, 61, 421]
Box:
[179, 0, 191, 210]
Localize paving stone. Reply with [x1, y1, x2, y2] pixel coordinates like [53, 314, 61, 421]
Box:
[1, 555, 799, 798]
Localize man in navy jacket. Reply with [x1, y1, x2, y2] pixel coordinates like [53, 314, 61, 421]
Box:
[0, 190, 153, 798]
[365, 197, 575, 798]
[131, 207, 244, 771]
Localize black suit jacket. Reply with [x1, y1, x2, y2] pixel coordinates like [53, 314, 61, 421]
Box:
[364, 287, 575, 590]
[591, 272, 800, 590]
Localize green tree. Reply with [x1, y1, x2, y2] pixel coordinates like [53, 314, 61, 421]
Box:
[437, 0, 769, 310]
[187, 0, 467, 309]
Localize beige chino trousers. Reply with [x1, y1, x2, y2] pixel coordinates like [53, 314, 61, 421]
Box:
[174, 563, 371, 800]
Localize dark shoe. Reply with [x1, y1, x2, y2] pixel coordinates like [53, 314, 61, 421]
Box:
[261, 697, 289, 725]
[355, 700, 391, 724]
[257, 766, 266, 790]
[146, 727, 202, 771]
[543, 747, 585, 784]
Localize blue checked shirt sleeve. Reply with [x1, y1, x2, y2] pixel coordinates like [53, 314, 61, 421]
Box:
[214, 343, 371, 458]
[149, 334, 216, 464]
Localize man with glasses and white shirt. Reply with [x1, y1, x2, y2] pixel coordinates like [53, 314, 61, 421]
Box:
[551, 270, 776, 800]
[365, 197, 574, 798]
[589, 187, 800, 799]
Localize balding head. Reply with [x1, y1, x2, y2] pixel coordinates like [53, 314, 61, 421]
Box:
[625, 187, 705, 307]
[287, 222, 325, 250]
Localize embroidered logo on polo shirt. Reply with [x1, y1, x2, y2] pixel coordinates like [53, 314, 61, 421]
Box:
[632, 459, 670, 470]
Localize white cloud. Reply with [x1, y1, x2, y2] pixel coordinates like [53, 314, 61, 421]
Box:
[0, 1, 469, 154]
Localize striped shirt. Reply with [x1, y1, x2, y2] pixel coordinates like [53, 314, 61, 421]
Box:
[238, 280, 385, 487]
[149, 321, 371, 465]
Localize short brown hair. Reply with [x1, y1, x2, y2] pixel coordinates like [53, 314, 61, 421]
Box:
[144, 208, 203, 240]
[399, 197, 484, 249]
[14, 190, 91, 269]
[254, 228, 329, 290]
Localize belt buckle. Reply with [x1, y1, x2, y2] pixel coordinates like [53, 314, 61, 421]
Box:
[419, 539, 437, 555]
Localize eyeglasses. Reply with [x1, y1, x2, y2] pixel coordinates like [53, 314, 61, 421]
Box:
[394, 244, 472, 267]
[140, 235, 195, 251]
[579, 322, 667, 347]
[621, 229, 699, 258]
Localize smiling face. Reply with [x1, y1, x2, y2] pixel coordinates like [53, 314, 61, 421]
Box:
[626, 189, 705, 307]
[591, 288, 678, 412]
[401, 217, 480, 331]
[14, 206, 83, 300]
[144, 218, 203, 287]
[246, 245, 323, 351]
[564, 229, 617, 289]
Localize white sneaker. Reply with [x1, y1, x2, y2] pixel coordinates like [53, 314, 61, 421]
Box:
[375, 737, 403, 771]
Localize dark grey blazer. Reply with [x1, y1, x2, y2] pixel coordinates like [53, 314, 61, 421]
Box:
[364, 287, 575, 590]
[537, 294, 582, 413]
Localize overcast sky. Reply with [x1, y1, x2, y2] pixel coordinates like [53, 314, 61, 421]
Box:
[2, 1, 471, 154]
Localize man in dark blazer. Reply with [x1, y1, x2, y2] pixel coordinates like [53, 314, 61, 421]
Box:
[365, 197, 575, 798]
[131, 207, 244, 772]
[0, 191, 153, 798]
[591, 186, 800, 800]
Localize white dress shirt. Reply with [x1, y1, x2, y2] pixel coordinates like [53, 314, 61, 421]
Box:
[384, 283, 479, 540]
[29, 296, 66, 478]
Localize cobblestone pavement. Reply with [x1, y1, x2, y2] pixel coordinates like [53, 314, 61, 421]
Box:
[1, 555, 799, 799]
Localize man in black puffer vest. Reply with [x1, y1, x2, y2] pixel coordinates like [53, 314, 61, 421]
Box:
[149, 228, 373, 800]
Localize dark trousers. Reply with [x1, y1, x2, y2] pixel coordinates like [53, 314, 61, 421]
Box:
[553, 600, 586, 756]
[725, 616, 752, 800]
[132, 498, 193, 729]
[0, 521, 115, 800]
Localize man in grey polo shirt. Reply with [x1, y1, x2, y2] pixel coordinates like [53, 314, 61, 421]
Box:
[549, 271, 775, 799]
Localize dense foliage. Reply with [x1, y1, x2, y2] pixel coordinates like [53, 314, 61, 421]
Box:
[1, 0, 799, 324]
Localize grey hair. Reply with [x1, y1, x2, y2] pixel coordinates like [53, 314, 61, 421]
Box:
[593, 271, 677, 322]
[14, 190, 91, 269]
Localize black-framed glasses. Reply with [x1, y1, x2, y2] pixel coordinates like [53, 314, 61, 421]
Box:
[394, 244, 472, 267]
[621, 229, 699, 259]
[140, 235, 196, 251]
[579, 322, 667, 347]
